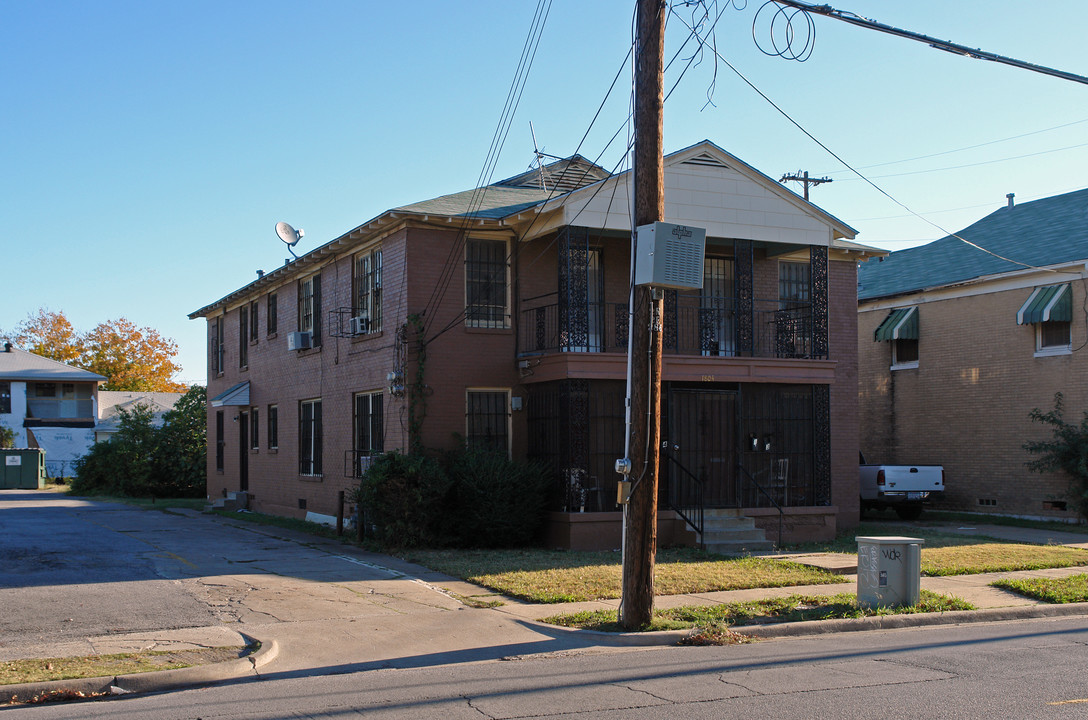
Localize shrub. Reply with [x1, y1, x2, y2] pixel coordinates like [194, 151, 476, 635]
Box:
[1024, 392, 1088, 521]
[71, 387, 206, 498]
[443, 445, 552, 548]
[0, 422, 15, 449]
[355, 451, 451, 548]
[354, 445, 554, 549]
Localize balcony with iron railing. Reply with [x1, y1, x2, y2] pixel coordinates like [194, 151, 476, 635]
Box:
[518, 295, 820, 360]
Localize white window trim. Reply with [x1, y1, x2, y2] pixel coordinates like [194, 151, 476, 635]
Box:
[1034, 323, 1072, 357]
[890, 340, 919, 370]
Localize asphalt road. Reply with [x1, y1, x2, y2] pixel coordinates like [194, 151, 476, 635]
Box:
[10, 615, 1088, 719]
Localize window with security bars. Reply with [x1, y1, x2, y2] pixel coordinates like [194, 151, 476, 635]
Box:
[298, 275, 321, 344]
[249, 301, 259, 342]
[465, 239, 508, 328]
[267, 404, 278, 449]
[1039, 321, 1071, 350]
[353, 248, 382, 333]
[250, 407, 259, 450]
[354, 392, 384, 475]
[300, 399, 322, 475]
[267, 292, 277, 335]
[215, 411, 225, 471]
[466, 390, 509, 453]
[778, 261, 811, 309]
[239, 307, 248, 368]
[212, 316, 225, 375]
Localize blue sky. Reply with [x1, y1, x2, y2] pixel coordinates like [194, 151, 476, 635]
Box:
[4, 1, 1086, 385]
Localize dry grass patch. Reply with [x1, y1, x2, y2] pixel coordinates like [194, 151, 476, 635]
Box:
[543, 590, 974, 638]
[1, 647, 244, 687]
[992, 574, 1088, 603]
[403, 547, 845, 603]
[922, 543, 1088, 576]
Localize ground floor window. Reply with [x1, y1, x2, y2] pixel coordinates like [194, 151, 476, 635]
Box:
[354, 391, 383, 476]
[466, 390, 509, 454]
[250, 407, 259, 449]
[215, 411, 225, 471]
[267, 404, 278, 449]
[300, 399, 322, 475]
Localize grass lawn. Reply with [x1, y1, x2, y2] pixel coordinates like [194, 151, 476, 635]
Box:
[991, 574, 1088, 603]
[1, 647, 244, 688]
[542, 590, 974, 639]
[402, 547, 846, 603]
[791, 522, 1088, 576]
[67, 494, 208, 512]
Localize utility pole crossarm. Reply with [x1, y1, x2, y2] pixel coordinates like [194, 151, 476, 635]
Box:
[780, 170, 832, 201]
[773, 0, 1088, 86]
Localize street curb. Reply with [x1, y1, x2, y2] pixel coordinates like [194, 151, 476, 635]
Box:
[515, 602, 1088, 646]
[1, 634, 277, 705]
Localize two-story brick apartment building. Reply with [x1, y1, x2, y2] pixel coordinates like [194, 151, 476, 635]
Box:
[858, 188, 1088, 520]
[190, 141, 880, 547]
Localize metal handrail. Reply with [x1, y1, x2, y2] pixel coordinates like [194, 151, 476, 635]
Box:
[736, 461, 784, 548]
[661, 450, 704, 538]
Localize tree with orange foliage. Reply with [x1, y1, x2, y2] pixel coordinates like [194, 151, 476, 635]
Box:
[2, 309, 186, 392]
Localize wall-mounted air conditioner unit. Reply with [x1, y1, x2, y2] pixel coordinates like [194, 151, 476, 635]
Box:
[634, 221, 706, 290]
[349, 315, 370, 336]
[287, 331, 312, 351]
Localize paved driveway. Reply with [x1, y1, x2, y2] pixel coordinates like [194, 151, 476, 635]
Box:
[0, 490, 465, 663]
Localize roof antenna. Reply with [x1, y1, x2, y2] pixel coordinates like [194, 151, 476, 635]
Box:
[529, 121, 548, 191]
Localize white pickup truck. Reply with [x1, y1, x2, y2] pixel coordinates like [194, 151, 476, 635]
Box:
[859, 461, 944, 520]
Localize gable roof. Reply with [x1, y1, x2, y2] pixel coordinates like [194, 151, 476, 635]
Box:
[0, 347, 106, 382]
[859, 188, 1088, 301]
[190, 141, 871, 319]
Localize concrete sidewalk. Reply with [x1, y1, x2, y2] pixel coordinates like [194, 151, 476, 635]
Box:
[6, 517, 1088, 704]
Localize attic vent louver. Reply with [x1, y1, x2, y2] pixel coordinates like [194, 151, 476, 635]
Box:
[681, 153, 729, 169]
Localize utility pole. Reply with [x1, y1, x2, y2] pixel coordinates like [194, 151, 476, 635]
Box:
[780, 170, 831, 201]
[621, 0, 665, 631]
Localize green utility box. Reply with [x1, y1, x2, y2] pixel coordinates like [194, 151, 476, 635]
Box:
[0, 449, 47, 489]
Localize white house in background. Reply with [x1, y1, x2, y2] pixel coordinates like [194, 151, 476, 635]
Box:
[0, 342, 105, 477]
[95, 391, 184, 442]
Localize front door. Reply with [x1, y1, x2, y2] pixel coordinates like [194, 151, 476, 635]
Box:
[238, 411, 249, 492]
[666, 388, 737, 508]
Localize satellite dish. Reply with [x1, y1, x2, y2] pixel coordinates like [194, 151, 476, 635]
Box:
[276, 221, 303, 246]
[276, 221, 304, 262]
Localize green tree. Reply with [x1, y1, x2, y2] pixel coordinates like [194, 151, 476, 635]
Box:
[1024, 392, 1088, 521]
[0, 422, 15, 449]
[72, 388, 206, 498]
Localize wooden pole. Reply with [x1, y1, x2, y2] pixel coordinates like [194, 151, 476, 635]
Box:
[621, 0, 666, 631]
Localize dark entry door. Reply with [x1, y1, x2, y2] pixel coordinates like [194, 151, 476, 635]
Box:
[667, 389, 737, 508]
[239, 412, 249, 492]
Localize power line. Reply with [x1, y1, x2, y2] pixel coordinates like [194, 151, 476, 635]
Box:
[819, 117, 1088, 176]
[832, 141, 1088, 182]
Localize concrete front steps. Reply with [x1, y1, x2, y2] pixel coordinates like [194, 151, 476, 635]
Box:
[700, 508, 775, 555]
[208, 491, 249, 512]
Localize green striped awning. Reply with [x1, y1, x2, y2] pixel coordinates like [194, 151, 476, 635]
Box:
[873, 307, 918, 342]
[1017, 284, 1071, 325]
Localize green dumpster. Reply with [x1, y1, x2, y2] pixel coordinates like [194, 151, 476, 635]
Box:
[0, 449, 47, 489]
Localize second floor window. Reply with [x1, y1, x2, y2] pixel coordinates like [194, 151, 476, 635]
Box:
[267, 292, 278, 335]
[353, 248, 383, 334]
[298, 275, 322, 345]
[249, 301, 259, 342]
[466, 239, 508, 328]
[239, 308, 249, 368]
[779, 261, 811, 310]
[212, 316, 225, 375]
[0, 381, 9, 414]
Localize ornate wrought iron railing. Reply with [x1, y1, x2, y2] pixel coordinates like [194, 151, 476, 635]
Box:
[518, 297, 821, 359]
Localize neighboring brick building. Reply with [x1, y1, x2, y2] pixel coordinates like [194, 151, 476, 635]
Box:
[858, 188, 1088, 520]
[190, 140, 878, 546]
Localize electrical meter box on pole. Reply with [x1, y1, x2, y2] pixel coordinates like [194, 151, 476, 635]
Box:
[856, 536, 925, 609]
[635, 222, 706, 290]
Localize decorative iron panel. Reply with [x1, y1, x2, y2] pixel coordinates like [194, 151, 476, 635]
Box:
[813, 383, 831, 505]
[558, 227, 592, 351]
[734, 239, 754, 355]
[810, 245, 829, 359]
